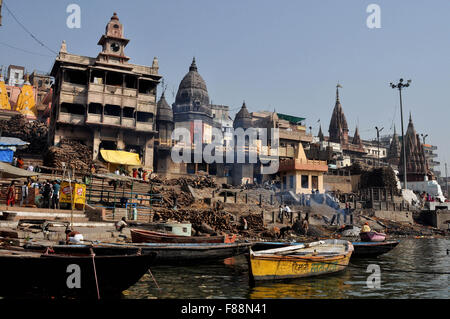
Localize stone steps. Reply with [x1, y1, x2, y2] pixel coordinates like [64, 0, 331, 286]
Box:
[0, 211, 90, 222]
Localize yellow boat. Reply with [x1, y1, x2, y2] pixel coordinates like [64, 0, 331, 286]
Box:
[249, 239, 354, 282]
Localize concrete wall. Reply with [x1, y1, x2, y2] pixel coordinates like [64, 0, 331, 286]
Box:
[372, 210, 413, 224]
[324, 175, 352, 193]
[422, 210, 450, 230]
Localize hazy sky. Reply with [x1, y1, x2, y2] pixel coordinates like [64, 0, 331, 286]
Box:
[1, 0, 449, 175]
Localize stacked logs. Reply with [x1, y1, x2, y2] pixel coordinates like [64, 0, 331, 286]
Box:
[0, 115, 48, 154]
[153, 208, 239, 233]
[43, 139, 93, 170]
[165, 176, 217, 189]
[153, 187, 195, 208]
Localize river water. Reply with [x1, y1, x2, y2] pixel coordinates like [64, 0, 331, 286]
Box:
[124, 238, 449, 299]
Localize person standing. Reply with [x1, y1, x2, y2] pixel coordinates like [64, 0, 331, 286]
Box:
[278, 205, 283, 222]
[20, 181, 28, 206]
[17, 157, 24, 169]
[42, 181, 53, 209]
[52, 181, 60, 209]
[6, 181, 16, 207]
[142, 170, 147, 181]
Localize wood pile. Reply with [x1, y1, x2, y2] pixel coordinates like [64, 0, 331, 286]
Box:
[0, 115, 48, 154]
[152, 187, 195, 208]
[153, 208, 239, 233]
[164, 176, 217, 189]
[43, 139, 93, 170]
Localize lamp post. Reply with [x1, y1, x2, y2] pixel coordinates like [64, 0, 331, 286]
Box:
[390, 78, 411, 190]
[420, 133, 428, 145]
[446, 163, 449, 199]
[375, 126, 384, 167]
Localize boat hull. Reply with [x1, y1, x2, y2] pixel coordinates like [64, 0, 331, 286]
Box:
[0, 249, 156, 298]
[360, 231, 386, 242]
[123, 242, 252, 264]
[249, 250, 352, 281]
[352, 241, 400, 257]
[24, 242, 252, 265]
[130, 228, 233, 244]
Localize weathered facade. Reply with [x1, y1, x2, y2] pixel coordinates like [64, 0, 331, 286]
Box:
[48, 13, 161, 169]
[398, 114, 429, 182]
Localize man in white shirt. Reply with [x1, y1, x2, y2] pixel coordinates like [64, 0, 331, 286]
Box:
[283, 205, 292, 218]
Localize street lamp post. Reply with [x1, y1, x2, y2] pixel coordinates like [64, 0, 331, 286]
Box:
[390, 78, 411, 190]
[375, 126, 384, 167]
[446, 163, 449, 199]
[420, 133, 428, 145]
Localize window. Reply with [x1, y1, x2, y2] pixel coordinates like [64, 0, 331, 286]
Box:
[282, 176, 287, 190]
[312, 176, 319, 190]
[301, 175, 309, 189]
[289, 175, 294, 189]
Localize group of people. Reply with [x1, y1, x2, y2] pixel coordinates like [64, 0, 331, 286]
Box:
[5, 179, 60, 209]
[114, 166, 150, 182]
[132, 168, 150, 181]
[11, 157, 42, 172]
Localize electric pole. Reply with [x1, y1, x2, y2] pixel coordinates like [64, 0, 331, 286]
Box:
[390, 78, 411, 190]
[375, 126, 384, 167]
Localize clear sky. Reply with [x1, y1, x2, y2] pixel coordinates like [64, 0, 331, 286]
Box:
[1, 0, 449, 175]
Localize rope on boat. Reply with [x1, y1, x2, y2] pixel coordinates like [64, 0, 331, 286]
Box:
[90, 248, 101, 299]
[148, 268, 160, 289]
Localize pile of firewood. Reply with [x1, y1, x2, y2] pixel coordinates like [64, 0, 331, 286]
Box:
[153, 208, 239, 233]
[165, 176, 217, 189]
[0, 115, 48, 154]
[242, 214, 266, 232]
[43, 139, 93, 170]
[153, 187, 195, 208]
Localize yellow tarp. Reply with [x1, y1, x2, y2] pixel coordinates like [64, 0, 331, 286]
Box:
[0, 79, 11, 110]
[15, 84, 37, 117]
[100, 150, 141, 165]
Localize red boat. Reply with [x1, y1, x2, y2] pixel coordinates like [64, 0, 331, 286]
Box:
[130, 228, 237, 244]
[360, 231, 386, 242]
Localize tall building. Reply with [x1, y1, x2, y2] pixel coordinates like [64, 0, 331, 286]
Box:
[48, 13, 161, 169]
[387, 126, 401, 166]
[327, 84, 366, 161]
[398, 114, 429, 182]
[154, 92, 174, 173]
[423, 143, 440, 178]
[328, 84, 349, 145]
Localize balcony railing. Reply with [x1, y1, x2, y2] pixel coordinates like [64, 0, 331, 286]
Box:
[278, 158, 328, 173]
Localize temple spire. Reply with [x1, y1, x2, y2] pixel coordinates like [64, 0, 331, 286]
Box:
[318, 125, 324, 142]
[336, 83, 342, 102]
[189, 57, 198, 72]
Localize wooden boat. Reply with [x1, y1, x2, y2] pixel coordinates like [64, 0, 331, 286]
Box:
[248, 239, 353, 282]
[0, 248, 156, 298]
[252, 240, 400, 259]
[24, 241, 252, 265]
[102, 242, 251, 265]
[130, 228, 236, 244]
[352, 241, 399, 257]
[360, 231, 386, 242]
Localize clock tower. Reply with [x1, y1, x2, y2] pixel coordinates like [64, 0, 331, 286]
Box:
[97, 12, 130, 65]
